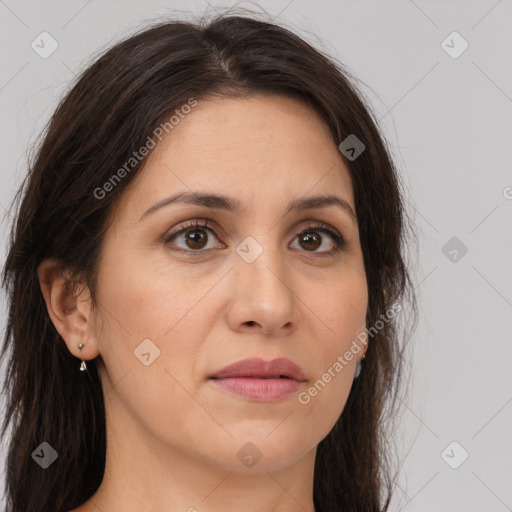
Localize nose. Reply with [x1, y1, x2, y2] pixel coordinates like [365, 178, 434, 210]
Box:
[226, 244, 300, 337]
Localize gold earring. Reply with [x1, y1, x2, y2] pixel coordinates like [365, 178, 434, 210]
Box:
[78, 343, 87, 372]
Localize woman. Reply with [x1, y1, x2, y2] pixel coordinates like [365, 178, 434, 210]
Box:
[1, 10, 416, 512]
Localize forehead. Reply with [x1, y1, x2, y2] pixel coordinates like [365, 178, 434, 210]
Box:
[117, 94, 354, 219]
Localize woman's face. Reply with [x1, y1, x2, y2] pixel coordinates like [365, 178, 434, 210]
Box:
[91, 94, 368, 473]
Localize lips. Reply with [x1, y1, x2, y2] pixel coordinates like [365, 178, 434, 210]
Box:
[210, 357, 307, 382]
[209, 357, 307, 402]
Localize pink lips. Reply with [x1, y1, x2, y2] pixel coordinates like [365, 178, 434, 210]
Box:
[209, 357, 307, 402]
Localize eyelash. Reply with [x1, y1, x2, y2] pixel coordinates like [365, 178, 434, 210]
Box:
[164, 219, 346, 257]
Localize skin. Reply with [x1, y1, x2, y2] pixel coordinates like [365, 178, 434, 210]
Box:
[38, 94, 368, 512]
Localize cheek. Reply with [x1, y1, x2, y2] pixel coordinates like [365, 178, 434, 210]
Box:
[298, 367, 355, 439]
[93, 252, 210, 432]
[315, 270, 368, 345]
[93, 247, 217, 400]
[297, 273, 367, 418]
[97, 245, 209, 339]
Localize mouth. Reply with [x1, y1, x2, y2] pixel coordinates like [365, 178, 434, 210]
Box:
[209, 357, 307, 402]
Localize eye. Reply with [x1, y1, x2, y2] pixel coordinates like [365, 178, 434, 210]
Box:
[164, 219, 346, 256]
[164, 220, 223, 254]
[290, 222, 346, 256]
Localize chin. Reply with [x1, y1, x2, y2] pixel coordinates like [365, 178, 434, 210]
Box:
[212, 434, 312, 474]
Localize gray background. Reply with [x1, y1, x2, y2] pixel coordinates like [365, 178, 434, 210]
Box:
[1, 0, 511, 510]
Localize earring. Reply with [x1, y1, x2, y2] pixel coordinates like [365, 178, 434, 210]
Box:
[354, 355, 365, 379]
[78, 343, 87, 372]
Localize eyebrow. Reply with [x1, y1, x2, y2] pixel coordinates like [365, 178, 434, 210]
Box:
[138, 191, 357, 222]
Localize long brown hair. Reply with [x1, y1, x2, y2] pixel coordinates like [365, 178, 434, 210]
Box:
[1, 9, 417, 512]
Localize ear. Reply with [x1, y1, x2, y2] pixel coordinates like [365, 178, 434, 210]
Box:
[37, 258, 100, 361]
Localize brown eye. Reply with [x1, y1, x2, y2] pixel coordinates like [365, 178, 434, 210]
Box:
[165, 220, 221, 253]
[164, 219, 345, 257]
[291, 224, 345, 255]
[298, 231, 322, 251]
[182, 228, 209, 250]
